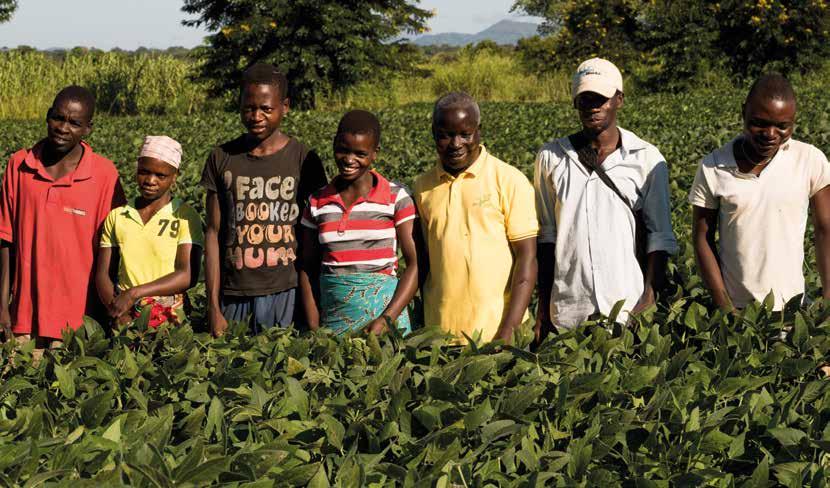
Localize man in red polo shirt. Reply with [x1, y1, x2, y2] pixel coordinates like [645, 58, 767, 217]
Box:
[0, 86, 125, 348]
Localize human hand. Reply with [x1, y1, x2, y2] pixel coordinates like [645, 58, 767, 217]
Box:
[362, 316, 389, 336]
[209, 307, 228, 337]
[493, 324, 514, 345]
[109, 290, 137, 318]
[115, 313, 132, 327]
[0, 306, 11, 342]
[533, 301, 553, 346]
[630, 289, 656, 317]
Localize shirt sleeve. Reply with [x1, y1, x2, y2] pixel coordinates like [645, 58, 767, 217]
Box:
[688, 161, 718, 209]
[297, 150, 328, 216]
[96, 166, 123, 239]
[99, 210, 118, 248]
[502, 165, 539, 242]
[808, 146, 830, 197]
[533, 149, 557, 244]
[178, 205, 204, 247]
[641, 158, 678, 255]
[393, 185, 417, 226]
[0, 152, 22, 244]
[300, 201, 317, 229]
[200, 148, 220, 193]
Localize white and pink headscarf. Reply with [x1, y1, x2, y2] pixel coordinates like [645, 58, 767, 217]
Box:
[139, 135, 183, 169]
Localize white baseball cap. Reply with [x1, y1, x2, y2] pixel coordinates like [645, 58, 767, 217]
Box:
[572, 58, 623, 100]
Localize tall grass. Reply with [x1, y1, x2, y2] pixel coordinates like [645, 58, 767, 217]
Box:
[0, 50, 207, 119]
[320, 50, 572, 110]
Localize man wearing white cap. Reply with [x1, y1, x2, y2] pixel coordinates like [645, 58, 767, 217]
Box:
[95, 135, 204, 328]
[533, 58, 677, 339]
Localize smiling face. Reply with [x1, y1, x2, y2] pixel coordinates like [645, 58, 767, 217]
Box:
[45, 99, 92, 154]
[574, 90, 623, 135]
[136, 157, 177, 201]
[240, 83, 289, 141]
[333, 132, 377, 183]
[433, 107, 481, 173]
[742, 95, 796, 161]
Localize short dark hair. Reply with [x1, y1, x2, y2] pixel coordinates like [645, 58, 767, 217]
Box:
[241, 63, 288, 99]
[336, 109, 381, 147]
[52, 85, 96, 120]
[432, 92, 481, 127]
[746, 73, 796, 106]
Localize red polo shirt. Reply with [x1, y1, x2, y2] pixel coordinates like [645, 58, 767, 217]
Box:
[0, 141, 124, 339]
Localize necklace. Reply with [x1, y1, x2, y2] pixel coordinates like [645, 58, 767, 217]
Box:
[739, 137, 773, 167]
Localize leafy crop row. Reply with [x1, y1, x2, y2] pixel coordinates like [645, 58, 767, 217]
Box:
[1, 85, 830, 485]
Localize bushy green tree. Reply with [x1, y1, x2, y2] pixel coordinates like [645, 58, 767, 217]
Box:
[181, 0, 433, 109]
[514, 0, 830, 87]
[0, 0, 17, 23]
[512, 0, 643, 72]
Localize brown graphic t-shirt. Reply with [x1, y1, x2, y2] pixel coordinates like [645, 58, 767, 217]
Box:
[201, 136, 327, 296]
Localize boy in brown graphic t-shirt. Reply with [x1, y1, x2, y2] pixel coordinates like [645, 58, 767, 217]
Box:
[201, 64, 327, 336]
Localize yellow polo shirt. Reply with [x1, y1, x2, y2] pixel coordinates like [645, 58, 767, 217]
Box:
[413, 145, 538, 342]
[100, 198, 204, 291]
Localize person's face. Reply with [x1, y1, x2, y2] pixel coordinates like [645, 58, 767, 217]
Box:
[334, 132, 377, 182]
[45, 99, 92, 154]
[574, 91, 623, 134]
[433, 108, 481, 171]
[240, 83, 289, 141]
[136, 157, 177, 201]
[742, 96, 795, 160]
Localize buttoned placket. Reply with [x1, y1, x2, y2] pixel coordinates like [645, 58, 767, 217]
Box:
[577, 148, 626, 306]
[334, 195, 367, 236]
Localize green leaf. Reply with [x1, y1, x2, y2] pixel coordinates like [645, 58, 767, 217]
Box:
[175, 457, 227, 485]
[622, 366, 661, 392]
[728, 431, 745, 459]
[791, 313, 808, 351]
[773, 462, 810, 486]
[53, 364, 75, 399]
[749, 455, 769, 488]
[102, 417, 122, 443]
[464, 397, 494, 431]
[768, 427, 807, 446]
[205, 396, 224, 441]
[307, 463, 330, 488]
[22, 470, 74, 488]
[80, 390, 114, 428]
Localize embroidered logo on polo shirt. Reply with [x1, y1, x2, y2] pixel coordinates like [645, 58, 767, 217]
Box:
[63, 207, 87, 216]
[473, 193, 493, 207]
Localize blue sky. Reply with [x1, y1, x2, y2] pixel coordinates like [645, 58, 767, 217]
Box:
[0, 0, 539, 50]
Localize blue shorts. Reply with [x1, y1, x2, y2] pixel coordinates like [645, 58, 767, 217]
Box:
[221, 288, 296, 334]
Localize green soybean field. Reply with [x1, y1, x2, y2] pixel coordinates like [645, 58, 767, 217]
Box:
[1, 85, 830, 486]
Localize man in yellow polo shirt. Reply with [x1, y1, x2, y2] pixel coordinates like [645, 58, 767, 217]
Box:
[414, 92, 538, 344]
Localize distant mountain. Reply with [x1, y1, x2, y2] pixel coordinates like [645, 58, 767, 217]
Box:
[413, 19, 540, 47]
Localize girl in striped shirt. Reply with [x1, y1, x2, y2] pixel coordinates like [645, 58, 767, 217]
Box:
[298, 110, 420, 334]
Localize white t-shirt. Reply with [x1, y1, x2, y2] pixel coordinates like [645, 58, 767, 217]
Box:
[688, 137, 830, 310]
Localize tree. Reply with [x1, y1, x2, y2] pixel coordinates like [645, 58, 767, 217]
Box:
[514, 0, 830, 87]
[512, 0, 643, 72]
[181, 0, 433, 109]
[0, 0, 17, 23]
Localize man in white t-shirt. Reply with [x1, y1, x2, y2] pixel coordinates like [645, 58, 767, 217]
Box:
[689, 73, 830, 311]
[534, 58, 678, 338]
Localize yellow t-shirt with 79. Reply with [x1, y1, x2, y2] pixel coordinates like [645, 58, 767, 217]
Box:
[100, 198, 204, 291]
[414, 145, 538, 343]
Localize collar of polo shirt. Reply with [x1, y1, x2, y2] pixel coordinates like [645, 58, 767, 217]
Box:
[24, 140, 95, 183]
[316, 170, 394, 207]
[437, 144, 488, 180]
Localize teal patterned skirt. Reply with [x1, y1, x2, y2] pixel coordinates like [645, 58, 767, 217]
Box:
[320, 273, 411, 335]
